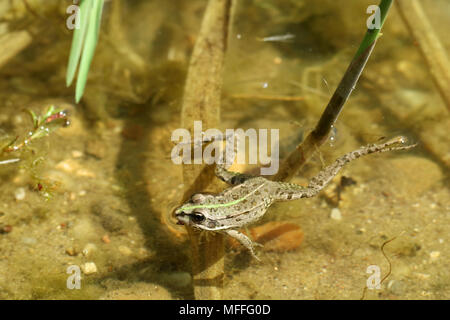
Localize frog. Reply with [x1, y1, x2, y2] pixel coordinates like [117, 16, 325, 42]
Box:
[175, 135, 416, 260]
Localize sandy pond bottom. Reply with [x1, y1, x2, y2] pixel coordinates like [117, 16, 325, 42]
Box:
[0, 99, 448, 300]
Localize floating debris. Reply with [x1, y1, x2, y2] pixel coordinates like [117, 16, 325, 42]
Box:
[257, 33, 296, 42]
[0, 158, 20, 165]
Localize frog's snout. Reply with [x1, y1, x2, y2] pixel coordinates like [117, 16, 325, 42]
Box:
[175, 212, 189, 225]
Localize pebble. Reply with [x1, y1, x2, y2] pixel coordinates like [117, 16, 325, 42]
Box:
[22, 237, 37, 245]
[330, 208, 342, 221]
[75, 168, 96, 178]
[118, 245, 132, 256]
[72, 218, 98, 241]
[65, 247, 77, 256]
[55, 159, 96, 178]
[430, 251, 440, 261]
[0, 225, 12, 234]
[102, 234, 111, 244]
[415, 273, 431, 280]
[82, 243, 97, 257]
[81, 262, 98, 275]
[56, 159, 78, 173]
[387, 280, 406, 296]
[71, 150, 83, 158]
[14, 187, 26, 201]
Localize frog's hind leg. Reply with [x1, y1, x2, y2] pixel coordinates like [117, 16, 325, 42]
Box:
[274, 136, 417, 201]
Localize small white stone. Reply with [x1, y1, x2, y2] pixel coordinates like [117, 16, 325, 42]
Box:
[71, 150, 83, 158]
[118, 245, 132, 256]
[415, 273, 431, 280]
[76, 168, 96, 178]
[330, 208, 342, 221]
[430, 251, 440, 261]
[14, 187, 26, 201]
[56, 159, 79, 173]
[82, 243, 97, 257]
[81, 262, 98, 275]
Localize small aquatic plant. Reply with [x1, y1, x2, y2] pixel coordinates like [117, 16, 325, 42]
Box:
[0, 105, 69, 158]
[0, 106, 69, 199]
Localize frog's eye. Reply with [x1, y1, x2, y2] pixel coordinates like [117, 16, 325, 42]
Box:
[191, 213, 205, 223]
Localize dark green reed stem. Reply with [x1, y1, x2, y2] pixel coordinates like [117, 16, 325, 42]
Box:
[274, 0, 393, 182]
[355, 0, 392, 58]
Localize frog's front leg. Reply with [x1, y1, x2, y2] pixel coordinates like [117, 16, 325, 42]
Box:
[223, 229, 262, 261]
[215, 164, 255, 186]
[215, 132, 255, 185]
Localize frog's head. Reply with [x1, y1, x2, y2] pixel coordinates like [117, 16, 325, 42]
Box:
[174, 193, 221, 231]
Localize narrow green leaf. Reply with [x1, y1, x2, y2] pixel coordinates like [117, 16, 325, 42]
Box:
[75, 0, 105, 103]
[66, 0, 93, 87]
[43, 105, 56, 120]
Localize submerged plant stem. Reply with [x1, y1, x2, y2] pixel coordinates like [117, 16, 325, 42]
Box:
[180, 0, 233, 300]
[396, 0, 450, 112]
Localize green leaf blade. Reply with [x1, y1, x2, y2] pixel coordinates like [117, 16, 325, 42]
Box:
[66, 0, 92, 87]
[75, 0, 105, 103]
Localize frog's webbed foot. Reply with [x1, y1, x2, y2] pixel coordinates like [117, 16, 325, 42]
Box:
[224, 229, 262, 261]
